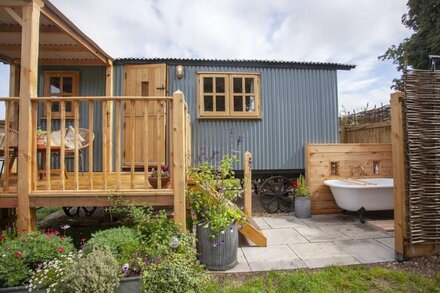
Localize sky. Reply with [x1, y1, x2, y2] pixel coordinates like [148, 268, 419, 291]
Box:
[0, 0, 412, 114]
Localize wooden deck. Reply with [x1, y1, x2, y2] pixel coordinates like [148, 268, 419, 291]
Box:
[0, 172, 174, 208]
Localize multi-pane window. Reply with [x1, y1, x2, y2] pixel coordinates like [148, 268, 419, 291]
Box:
[43, 71, 79, 118]
[198, 73, 260, 119]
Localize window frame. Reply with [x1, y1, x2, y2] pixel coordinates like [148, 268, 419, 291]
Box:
[43, 71, 79, 118]
[197, 72, 261, 119]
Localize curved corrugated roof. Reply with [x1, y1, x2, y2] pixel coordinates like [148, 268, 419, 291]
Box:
[114, 57, 355, 70]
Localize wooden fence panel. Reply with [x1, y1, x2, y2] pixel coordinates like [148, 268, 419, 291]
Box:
[340, 121, 391, 143]
[305, 143, 393, 215]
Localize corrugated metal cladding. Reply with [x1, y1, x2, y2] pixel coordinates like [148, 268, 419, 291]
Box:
[37, 66, 106, 171]
[167, 65, 339, 171]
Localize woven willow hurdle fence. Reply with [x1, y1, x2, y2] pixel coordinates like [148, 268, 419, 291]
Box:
[404, 69, 440, 245]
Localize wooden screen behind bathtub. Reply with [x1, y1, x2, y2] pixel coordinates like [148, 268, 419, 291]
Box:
[305, 143, 393, 214]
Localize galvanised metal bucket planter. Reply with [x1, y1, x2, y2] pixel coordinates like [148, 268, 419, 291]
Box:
[0, 286, 30, 293]
[295, 196, 311, 219]
[115, 277, 142, 293]
[196, 222, 238, 271]
[0, 277, 141, 293]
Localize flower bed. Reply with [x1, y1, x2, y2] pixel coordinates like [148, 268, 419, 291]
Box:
[0, 205, 207, 293]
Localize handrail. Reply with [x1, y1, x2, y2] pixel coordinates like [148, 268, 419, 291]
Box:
[31, 96, 173, 101]
[0, 97, 20, 101]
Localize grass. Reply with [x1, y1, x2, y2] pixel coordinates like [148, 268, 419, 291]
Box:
[204, 266, 440, 293]
[36, 207, 61, 222]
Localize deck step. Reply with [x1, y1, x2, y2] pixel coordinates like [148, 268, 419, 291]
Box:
[239, 216, 267, 247]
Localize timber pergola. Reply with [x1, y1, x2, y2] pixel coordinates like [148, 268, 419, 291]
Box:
[0, 0, 113, 231]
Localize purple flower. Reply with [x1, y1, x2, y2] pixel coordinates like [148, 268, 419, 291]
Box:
[122, 263, 130, 275]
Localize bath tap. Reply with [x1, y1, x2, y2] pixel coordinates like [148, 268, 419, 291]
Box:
[351, 164, 366, 176]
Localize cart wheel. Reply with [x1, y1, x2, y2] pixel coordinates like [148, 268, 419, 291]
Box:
[259, 176, 294, 213]
[63, 207, 97, 217]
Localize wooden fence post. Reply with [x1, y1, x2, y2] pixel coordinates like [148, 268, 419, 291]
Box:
[172, 91, 186, 232]
[17, 0, 42, 232]
[391, 92, 406, 261]
[243, 151, 252, 217]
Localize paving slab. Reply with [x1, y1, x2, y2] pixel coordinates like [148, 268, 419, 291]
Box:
[253, 217, 270, 230]
[299, 214, 357, 227]
[334, 224, 390, 240]
[376, 237, 395, 250]
[224, 248, 251, 273]
[289, 242, 360, 268]
[294, 226, 350, 242]
[242, 245, 306, 271]
[263, 228, 308, 246]
[263, 216, 307, 229]
[334, 239, 395, 264]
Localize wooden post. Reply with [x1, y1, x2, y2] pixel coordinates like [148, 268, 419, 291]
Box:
[105, 63, 113, 171]
[243, 151, 252, 217]
[172, 91, 186, 232]
[17, 0, 42, 232]
[391, 92, 406, 261]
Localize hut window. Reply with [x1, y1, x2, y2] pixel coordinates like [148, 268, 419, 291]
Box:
[197, 73, 260, 119]
[43, 71, 79, 118]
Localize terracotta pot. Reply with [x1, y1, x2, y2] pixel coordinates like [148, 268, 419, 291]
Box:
[37, 135, 46, 146]
[148, 176, 171, 189]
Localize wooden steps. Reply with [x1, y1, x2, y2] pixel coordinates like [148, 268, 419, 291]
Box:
[239, 216, 267, 247]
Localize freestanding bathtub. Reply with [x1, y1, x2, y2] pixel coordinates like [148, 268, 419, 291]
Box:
[324, 178, 394, 213]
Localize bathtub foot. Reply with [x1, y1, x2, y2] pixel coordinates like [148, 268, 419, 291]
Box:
[357, 207, 366, 224]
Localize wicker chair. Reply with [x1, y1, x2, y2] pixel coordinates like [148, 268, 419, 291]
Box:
[50, 128, 94, 176]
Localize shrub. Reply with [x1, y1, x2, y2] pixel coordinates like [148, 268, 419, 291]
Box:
[142, 253, 206, 293]
[62, 246, 119, 293]
[0, 230, 75, 287]
[84, 226, 142, 267]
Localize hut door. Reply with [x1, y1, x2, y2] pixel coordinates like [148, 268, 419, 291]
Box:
[123, 64, 167, 168]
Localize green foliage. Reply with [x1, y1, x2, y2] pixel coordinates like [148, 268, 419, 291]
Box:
[204, 266, 440, 293]
[295, 175, 309, 197]
[0, 231, 75, 287]
[62, 247, 119, 293]
[108, 203, 206, 288]
[36, 208, 61, 222]
[188, 155, 246, 236]
[378, 0, 440, 90]
[142, 253, 206, 293]
[84, 227, 142, 267]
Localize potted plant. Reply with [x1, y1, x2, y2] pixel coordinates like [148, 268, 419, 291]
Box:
[294, 174, 311, 218]
[148, 166, 170, 189]
[187, 155, 246, 271]
[36, 129, 47, 146]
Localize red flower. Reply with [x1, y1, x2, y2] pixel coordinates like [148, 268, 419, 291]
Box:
[60, 236, 65, 240]
[293, 179, 298, 189]
[0, 235, 6, 241]
[15, 252, 22, 259]
[80, 237, 87, 242]
[58, 247, 65, 253]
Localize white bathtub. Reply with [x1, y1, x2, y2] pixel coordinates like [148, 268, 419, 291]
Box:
[324, 178, 394, 212]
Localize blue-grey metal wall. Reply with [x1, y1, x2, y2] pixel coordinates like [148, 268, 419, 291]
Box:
[167, 65, 339, 171]
[37, 66, 106, 172]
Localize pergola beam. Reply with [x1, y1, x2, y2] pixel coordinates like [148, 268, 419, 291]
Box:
[0, 23, 62, 33]
[4, 7, 22, 26]
[0, 44, 86, 52]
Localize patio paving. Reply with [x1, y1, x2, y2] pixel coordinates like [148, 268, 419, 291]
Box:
[222, 214, 396, 273]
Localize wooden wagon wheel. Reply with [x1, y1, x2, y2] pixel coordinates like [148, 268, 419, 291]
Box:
[63, 207, 97, 217]
[258, 176, 294, 213]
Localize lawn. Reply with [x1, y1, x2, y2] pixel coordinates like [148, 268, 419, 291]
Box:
[36, 207, 61, 222]
[205, 266, 440, 293]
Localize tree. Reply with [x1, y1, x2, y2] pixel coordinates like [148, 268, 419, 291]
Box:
[378, 0, 440, 90]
